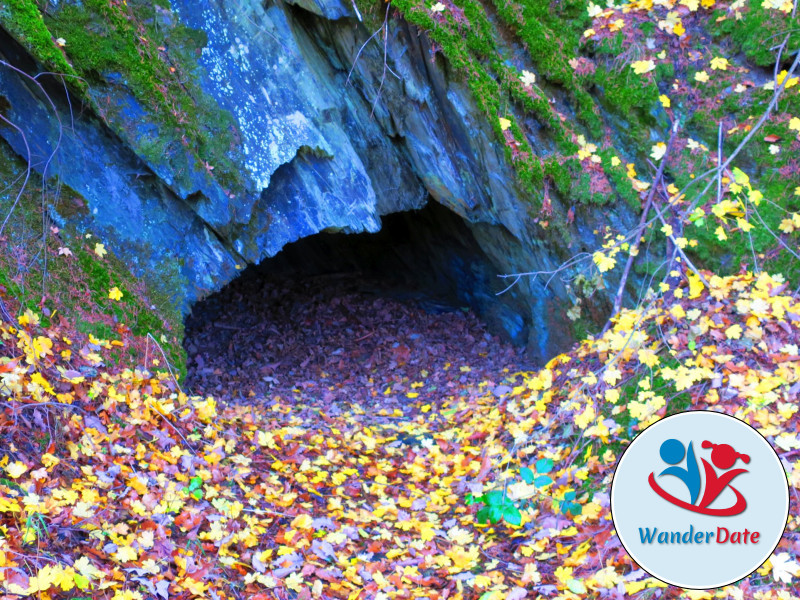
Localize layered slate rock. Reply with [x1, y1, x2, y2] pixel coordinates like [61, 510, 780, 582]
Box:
[0, 0, 631, 361]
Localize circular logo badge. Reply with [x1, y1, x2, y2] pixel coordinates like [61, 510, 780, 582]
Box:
[611, 411, 789, 589]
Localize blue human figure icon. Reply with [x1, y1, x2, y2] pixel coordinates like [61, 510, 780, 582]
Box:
[658, 438, 701, 505]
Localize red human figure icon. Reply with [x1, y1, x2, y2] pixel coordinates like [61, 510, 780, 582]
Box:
[698, 441, 750, 511]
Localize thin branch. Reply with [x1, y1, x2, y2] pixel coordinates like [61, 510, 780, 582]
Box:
[604, 121, 680, 333]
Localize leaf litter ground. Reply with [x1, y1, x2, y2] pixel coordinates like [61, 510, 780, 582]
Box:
[0, 272, 799, 600]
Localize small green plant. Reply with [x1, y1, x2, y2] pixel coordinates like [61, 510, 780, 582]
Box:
[184, 476, 203, 501]
[465, 457, 558, 525]
[465, 489, 522, 526]
[24, 511, 49, 544]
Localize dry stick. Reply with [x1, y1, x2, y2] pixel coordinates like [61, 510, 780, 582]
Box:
[649, 198, 710, 288]
[146, 332, 183, 395]
[141, 334, 201, 456]
[0, 114, 32, 237]
[371, 3, 394, 119]
[346, 18, 386, 86]
[603, 122, 680, 334]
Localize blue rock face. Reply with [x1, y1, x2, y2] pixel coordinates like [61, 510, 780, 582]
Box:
[0, 0, 629, 361]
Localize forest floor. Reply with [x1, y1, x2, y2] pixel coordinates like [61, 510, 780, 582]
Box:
[1, 271, 799, 600]
[183, 274, 525, 406]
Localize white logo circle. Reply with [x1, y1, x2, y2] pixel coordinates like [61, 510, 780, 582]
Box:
[611, 411, 789, 589]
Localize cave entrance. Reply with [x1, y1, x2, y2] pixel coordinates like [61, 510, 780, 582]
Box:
[183, 201, 527, 403]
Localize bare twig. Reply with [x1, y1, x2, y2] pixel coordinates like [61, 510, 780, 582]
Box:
[145, 333, 183, 395]
[604, 122, 680, 333]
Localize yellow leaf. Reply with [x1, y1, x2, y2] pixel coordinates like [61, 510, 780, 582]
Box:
[32, 336, 53, 359]
[670, 304, 686, 319]
[6, 461, 27, 478]
[291, 514, 313, 530]
[520, 70, 536, 86]
[695, 70, 709, 82]
[725, 323, 743, 339]
[710, 57, 729, 70]
[659, 94, 671, 108]
[790, 117, 800, 131]
[638, 348, 660, 368]
[673, 20, 685, 36]
[108, 287, 123, 301]
[602, 366, 622, 386]
[94, 243, 107, 258]
[284, 572, 305, 592]
[575, 404, 596, 429]
[660, 223, 673, 236]
[18, 308, 40, 327]
[779, 217, 796, 233]
[554, 566, 574, 584]
[651, 142, 667, 161]
[194, 397, 218, 423]
[30, 372, 55, 395]
[113, 546, 138, 562]
[447, 525, 474, 545]
[714, 226, 728, 241]
[592, 251, 616, 273]
[777, 69, 799, 88]
[630, 60, 655, 75]
[498, 117, 512, 131]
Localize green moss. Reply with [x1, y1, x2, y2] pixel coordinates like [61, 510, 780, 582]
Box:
[0, 139, 186, 376]
[36, 0, 242, 192]
[599, 149, 639, 209]
[0, 0, 84, 91]
[708, 2, 800, 67]
[545, 157, 570, 195]
[594, 64, 659, 116]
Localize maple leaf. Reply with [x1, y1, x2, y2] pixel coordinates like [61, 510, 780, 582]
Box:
[574, 404, 596, 429]
[659, 95, 671, 108]
[108, 287, 124, 301]
[194, 396, 218, 422]
[18, 308, 40, 327]
[592, 251, 616, 273]
[113, 546, 138, 563]
[519, 70, 536, 87]
[630, 60, 655, 75]
[285, 572, 305, 592]
[74, 556, 104, 581]
[695, 70, 709, 83]
[430, 1, 446, 12]
[725, 324, 743, 339]
[57, 247, 73, 257]
[770, 553, 800, 583]
[498, 117, 512, 131]
[447, 525, 474, 545]
[94, 243, 107, 258]
[291, 514, 313, 530]
[650, 142, 667, 161]
[710, 57, 729, 70]
[5, 461, 27, 478]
